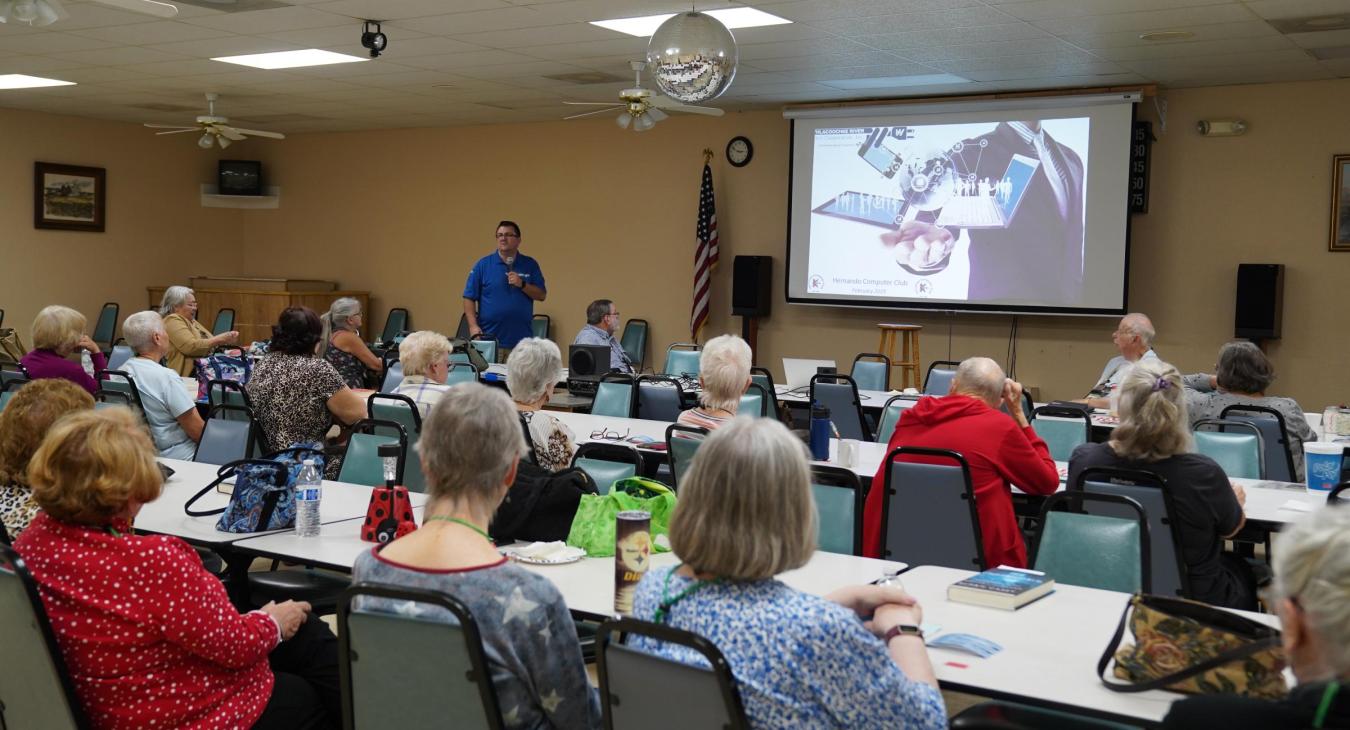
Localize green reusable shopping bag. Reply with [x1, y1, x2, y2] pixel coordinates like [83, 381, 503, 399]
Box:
[566, 477, 677, 557]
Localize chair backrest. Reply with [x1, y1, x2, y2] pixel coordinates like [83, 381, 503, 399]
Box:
[809, 373, 871, 441]
[106, 344, 134, 371]
[1192, 419, 1264, 480]
[340, 419, 408, 486]
[456, 313, 472, 341]
[1032, 491, 1150, 593]
[211, 308, 235, 336]
[596, 617, 749, 730]
[469, 337, 498, 365]
[880, 447, 984, 569]
[923, 360, 961, 396]
[380, 308, 409, 344]
[572, 442, 645, 495]
[592, 373, 636, 418]
[91, 302, 118, 350]
[0, 545, 88, 730]
[1074, 466, 1188, 598]
[0, 370, 28, 390]
[620, 319, 649, 372]
[662, 344, 701, 378]
[368, 392, 422, 441]
[874, 395, 915, 444]
[446, 362, 479, 386]
[340, 583, 504, 730]
[636, 375, 685, 422]
[737, 381, 770, 418]
[810, 464, 864, 555]
[100, 370, 144, 417]
[380, 360, 406, 393]
[749, 368, 780, 420]
[850, 352, 891, 392]
[531, 314, 550, 340]
[665, 423, 708, 491]
[194, 404, 258, 464]
[0, 390, 15, 412]
[1219, 405, 1294, 481]
[1030, 406, 1093, 462]
[207, 379, 253, 421]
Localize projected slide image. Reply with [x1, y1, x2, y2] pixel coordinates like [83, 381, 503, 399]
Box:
[805, 119, 1089, 305]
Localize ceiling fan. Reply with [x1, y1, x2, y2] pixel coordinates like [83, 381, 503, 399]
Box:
[0, 0, 177, 26]
[563, 61, 724, 131]
[143, 93, 286, 150]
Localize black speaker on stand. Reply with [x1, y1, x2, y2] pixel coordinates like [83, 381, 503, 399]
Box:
[732, 255, 772, 357]
[1235, 263, 1283, 342]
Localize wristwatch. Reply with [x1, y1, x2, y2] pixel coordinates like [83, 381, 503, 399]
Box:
[883, 624, 924, 644]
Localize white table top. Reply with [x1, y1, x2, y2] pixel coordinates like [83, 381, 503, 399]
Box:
[774, 384, 902, 409]
[550, 410, 670, 445]
[901, 565, 1282, 725]
[135, 458, 426, 547]
[229, 507, 426, 570]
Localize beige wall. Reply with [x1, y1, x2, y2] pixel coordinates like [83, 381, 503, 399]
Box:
[0, 106, 240, 344]
[6, 77, 1349, 408]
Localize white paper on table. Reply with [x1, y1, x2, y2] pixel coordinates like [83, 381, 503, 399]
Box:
[1280, 500, 1314, 513]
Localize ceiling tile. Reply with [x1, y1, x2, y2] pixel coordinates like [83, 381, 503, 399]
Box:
[1000, 0, 1243, 23]
[309, 0, 511, 20]
[808, 5, 1019, 35]
[1284, 27, 1350, 48]
[765, 0, 987, 23]
[145, 36, 302, 58]
[66, 20, 236, 45]
[59, 46, 191, 66]
[524, 36, 648, 60]
[748, 49, 909, 71]
[454, 22, 617, 48]
[397, 49, 530, 70]
[42, 4, 161, 30]
[256, 23, 424, 48]
[1031, 3, 1258, 36]
[1091, 33, 1297, 59]
[181, 6, 354, 34]
[1062, 20, 1282, 50]
[386, 6, 562, 34]
[1244, 0, 1350, 20]
[0, 32, 120, 54]
[859, 23, 1051, 52]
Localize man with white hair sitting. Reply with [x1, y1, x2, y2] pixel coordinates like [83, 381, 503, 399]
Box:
[863, 356, 1059, 569]
[1085, 312, 1158, 409]
[120, 310, 205, 460]
[675, 334, 752, 431]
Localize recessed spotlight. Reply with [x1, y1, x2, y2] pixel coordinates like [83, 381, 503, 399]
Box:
[212, 49, 367, 70]
[0, 74, 75, 89]
[591, 7, 791, 37]
[1139, 30, 1195, 41]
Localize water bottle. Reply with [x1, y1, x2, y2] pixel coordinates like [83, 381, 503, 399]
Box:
[809, 402, 832, 462]
[81, 350, 95, 378]
[295, 459, 322, 538]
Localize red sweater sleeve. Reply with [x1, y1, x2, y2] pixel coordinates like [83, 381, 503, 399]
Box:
[996, 425, 1060, 496]
[150, 540, 278, 668]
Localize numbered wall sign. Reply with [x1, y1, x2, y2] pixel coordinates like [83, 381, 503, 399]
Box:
[1129, 121, 1152, 214]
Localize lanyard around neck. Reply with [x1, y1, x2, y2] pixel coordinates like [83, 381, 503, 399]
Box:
[654, 564, 721, 624]
[423, 515, 493, 545]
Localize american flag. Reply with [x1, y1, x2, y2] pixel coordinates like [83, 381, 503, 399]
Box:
[691, 162, 719, 342]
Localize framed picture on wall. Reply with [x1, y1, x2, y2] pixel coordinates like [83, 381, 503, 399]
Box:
[34, 161, 105, 232]
[1330, 154, 1350, 251]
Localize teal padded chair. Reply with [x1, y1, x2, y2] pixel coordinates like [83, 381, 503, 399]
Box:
[597, 617, 749, 730]
[665, 423, 708, 491]
[1221, 404, 1297, 482]
[0, 390, 15, 412]
[591, 373, 636, 418]
[0, 378, 27, 412]
[0, 369, 28, 391]
[749, 367, 781, 421]
[849, 352, 890, 392]
[207, 379, 253, 422]
[446, 362, 479, 386]
[1031, 405, 1093, 462]
[880, 447, 984, 570]
[340, 583, 505, 730]
[636, 375, 685, 422]
[874, 394, 915, 444]
[368, 393, 425, 491]
[469, 336, 498, 365]
[951, 700, 1139, 729]
[531, 314, 550, 340]
[1032, 491, 1150, 593]
[810, 464, 864, 555]
[809, 373, 871, 441]
[194, 404, 258, 464]
[211, 308, 235, 336]
[1193, 418, 1265, 479]
[1075, 466, 1189, 599]
[380, 360, 405, 393]
[572, 442, 645, 495]
[0, 545, 88, 730]
[91, 301, 118, 354]
[339, 419, 408, 486]
[620, 318, 649, 373]
[738, 382, 771, 418]
[663, 343, 701, 378]
[107, 342, 134, 371]
[100, 369, 145, 420]
[922, 359, 961, 396]
[377, 308, 409, 345]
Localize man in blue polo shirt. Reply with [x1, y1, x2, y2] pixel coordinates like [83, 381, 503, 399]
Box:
[462, 220, 546, 353]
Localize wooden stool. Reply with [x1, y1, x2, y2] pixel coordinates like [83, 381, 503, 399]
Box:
[876, 323, 922, 390]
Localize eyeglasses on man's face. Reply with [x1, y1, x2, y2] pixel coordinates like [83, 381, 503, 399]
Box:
[495, 232, 520, 240]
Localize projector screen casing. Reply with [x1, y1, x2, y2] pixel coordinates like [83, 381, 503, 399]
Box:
[784, 93, 1137, 317]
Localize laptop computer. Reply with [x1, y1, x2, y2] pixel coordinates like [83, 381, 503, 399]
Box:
[936, 153, 1040, 229]
[782, 358, 838, 389]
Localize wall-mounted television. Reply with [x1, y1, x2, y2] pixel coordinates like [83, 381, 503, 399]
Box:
[218, 160, 263, 196]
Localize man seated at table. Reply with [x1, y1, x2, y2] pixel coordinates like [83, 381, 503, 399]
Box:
[863, 357, 1060, 568]
[120, 310, 204, 460]
[1084, 312, 1158, 409]
[571, 299, 633, 374]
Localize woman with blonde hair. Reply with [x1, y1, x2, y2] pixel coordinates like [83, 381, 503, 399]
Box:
[675, 334, 752, 430]
[393, 330, 453, 416]
[0, 379, 94, 537]
[319, 297, 382, 389]
[631, 417, 946, 729]
[19, 305, 106, 394]
[12, 408, 340, 729]
[159, 285, 239, 376]
[1067, 358, 1255, 609]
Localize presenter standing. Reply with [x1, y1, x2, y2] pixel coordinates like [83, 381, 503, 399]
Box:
[462, 220, 546, 356]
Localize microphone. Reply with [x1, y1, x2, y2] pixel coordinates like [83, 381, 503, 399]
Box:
[504, 255, 515, 272]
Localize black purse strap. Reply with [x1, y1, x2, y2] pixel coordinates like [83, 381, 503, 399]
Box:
[1097, 597, 1282, 693]
[184, 463, 243, 517]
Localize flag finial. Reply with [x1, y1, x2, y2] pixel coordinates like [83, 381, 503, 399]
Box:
[702, 148, 714, 164]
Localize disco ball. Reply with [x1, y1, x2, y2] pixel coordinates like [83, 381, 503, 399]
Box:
[646, 11, 737, 104]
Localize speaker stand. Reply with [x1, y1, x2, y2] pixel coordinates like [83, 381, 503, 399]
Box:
[741, 315, 759, 358]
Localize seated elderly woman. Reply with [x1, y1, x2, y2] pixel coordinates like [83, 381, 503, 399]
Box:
[319, 297, 383, 389]
[1163, 505, 1350, 728]
[506, 337, 575, 471]
[12, 408, 339, 729]
[1068, 359, 1256, 609]
[352, 382, 600, 729]
[19, 305, 107, 395]
[159, 285, 239, 376]
[393, 330, 453, 416]
[119, 311, 205, 460]
[0, 379, 93, 538]
[675, 334, 752, 430]
[248, 307, 366, 477]
[1184, 340, 1316, 481]
[631, 417, 946, 729]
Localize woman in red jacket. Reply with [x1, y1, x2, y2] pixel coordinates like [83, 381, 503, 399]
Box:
[13, 408, 339, 730]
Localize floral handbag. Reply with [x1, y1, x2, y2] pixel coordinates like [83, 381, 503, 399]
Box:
[184, 447, 323, 533]
[1098, 593, 1287, 699]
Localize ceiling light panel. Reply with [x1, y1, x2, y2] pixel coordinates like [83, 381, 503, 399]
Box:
[0, 74, 76, 89]
[212, 49, 368, 69]
[590, 8, 792, 38]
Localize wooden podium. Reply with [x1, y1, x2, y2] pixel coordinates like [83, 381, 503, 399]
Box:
[148, 277, 369, 346]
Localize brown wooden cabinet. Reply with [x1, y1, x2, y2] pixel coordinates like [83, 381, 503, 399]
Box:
[148, 278, 369, 346]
